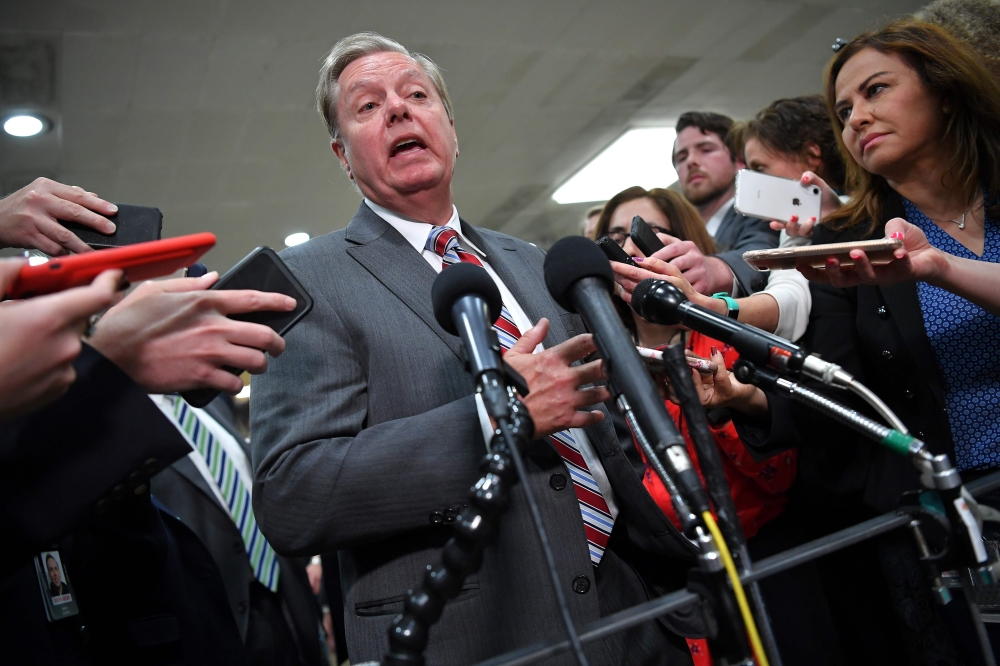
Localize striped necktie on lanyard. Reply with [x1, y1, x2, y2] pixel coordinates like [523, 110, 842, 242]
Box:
[164, 396, 281, 591]
[426, 226, 615, 565]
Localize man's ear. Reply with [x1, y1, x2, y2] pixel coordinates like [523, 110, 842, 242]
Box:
[331, 139, 353, 180]
[734, 154, 747, 170]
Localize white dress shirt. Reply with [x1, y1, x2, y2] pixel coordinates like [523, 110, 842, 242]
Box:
[364, 199, 619, 520]
[149, 394, 254, 510]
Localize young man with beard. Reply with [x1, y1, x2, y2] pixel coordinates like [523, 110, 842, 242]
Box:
[667, 112, 779, 296]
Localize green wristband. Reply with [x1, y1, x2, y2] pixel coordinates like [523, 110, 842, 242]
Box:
[712, 292, 739, 319]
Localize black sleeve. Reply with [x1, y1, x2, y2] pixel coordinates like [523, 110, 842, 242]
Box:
[0, 343, 191, 578]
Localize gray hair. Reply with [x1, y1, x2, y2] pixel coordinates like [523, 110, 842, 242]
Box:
[316, 32, 454, 141]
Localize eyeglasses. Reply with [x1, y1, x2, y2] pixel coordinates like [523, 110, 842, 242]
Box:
[602, 225, 671, 246]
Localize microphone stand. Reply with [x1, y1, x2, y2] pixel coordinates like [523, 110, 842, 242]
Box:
[734, 359, 997, 666]
[659, 344, 783, 666]
[383, 359, 589, 666]
[612, 387, 755, 666]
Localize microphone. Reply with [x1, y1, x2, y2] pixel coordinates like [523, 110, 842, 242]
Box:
[431, 263, 510, 420]
[544, 237, 710, 517]
[631, 279, 854, 387]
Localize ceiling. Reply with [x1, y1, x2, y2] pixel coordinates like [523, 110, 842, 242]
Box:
[1, 0, 926, 271]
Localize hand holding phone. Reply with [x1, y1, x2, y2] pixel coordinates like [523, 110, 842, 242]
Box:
[179, 247, 314, 407]
[6, 233, 216, 299]
[734, 170, 822, 231]
[0, 262, 123, 421]
[629, 216, 666, 256]
[742, 237, 904, 271]
[61, 203, 163, 250]
[0, 177, 119, 255]
[87, 269, 299, 397]
[596, 236, 638, 267]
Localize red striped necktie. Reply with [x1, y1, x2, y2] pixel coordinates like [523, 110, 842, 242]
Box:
[426, 225, 615, 565]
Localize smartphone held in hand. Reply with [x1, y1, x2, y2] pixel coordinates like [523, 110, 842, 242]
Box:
[60, 204, 163, 249]
[629, 216, 666, 256]
[734, 170, 822, 226]
[743, 237, 904, 271]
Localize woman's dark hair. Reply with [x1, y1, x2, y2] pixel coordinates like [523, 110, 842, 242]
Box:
[592, 186, 716, 254]
[742, 95, 847, 192]
[823, 18, 1000, 233]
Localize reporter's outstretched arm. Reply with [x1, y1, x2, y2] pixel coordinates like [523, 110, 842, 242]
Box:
[0, 178, 118, 254]
[798, 218, 1000, 315]
[87, 273, 295, 394]
[0, 260, 123, 422]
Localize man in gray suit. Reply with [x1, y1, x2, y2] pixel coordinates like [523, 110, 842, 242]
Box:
[251, 32, 699, 665]
[665, 111, 779, 296]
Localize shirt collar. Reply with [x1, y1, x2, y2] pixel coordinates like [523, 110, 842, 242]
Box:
[363, 199, 486, 258]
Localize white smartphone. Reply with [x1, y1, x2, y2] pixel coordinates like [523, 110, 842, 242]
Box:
[734, 169, 822, 223]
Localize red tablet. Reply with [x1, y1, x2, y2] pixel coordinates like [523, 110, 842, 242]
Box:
[7, 232, 216, 299]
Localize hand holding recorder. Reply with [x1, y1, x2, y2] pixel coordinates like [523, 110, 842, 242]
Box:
[0, 177, 118, 255]
[0, 259, 124, 422]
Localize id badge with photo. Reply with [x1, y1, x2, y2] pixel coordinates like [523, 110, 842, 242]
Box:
[33, 549, 80, 622]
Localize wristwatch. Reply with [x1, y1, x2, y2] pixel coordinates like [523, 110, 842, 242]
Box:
[711, 292, 740, 320]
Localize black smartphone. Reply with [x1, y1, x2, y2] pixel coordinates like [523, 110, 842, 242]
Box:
[629, 215, 665, 256]
[596, 236, 639, 267]
[60, 204, 163, 249]
[180, 247, 314, 408]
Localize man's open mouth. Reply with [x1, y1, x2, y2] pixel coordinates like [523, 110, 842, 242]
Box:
[391, 139, 426, 156]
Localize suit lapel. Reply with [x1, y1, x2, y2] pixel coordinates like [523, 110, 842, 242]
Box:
[461, 222, 574, 346]
[171, 454, 227, 511]
[345, 204, 463, 360]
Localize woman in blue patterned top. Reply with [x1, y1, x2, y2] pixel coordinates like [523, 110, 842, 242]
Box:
[717, 19, 1000, 661]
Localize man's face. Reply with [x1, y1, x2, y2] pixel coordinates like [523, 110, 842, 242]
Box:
[672, 126, 738, 206]
[47, 557, 61, 587]
[332, 52, 459, 205]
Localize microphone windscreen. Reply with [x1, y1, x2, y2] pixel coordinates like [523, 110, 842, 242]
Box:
[431, 263, 502, 335]
[543, 236, 614, 312]
[631, 278, 659, 317]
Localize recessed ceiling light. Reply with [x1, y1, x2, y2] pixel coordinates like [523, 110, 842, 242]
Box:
[285, 232, 310, 247]
[3, 115, 46, 138]
[552, 127, 678, 204]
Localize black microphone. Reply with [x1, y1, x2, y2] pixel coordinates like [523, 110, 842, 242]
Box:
[544, 236, 710, 517]
[431, 263, 510, 420]
[632, 279, 854, 386]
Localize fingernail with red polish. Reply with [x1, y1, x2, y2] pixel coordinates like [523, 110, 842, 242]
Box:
[789, 215, 798, 223]
[890, 232, 903, 239]
[710, 346, 718, 356]
[827, 257, 837, 266]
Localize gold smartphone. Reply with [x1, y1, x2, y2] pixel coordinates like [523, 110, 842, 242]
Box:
[742, 238, 904, 271]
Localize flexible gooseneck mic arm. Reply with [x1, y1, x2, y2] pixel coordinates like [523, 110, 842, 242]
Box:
[632, 279, 908, 433]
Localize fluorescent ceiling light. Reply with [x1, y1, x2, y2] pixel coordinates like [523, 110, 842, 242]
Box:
[27, 255, 49, 266]
[236, 385, 250, 400]
[284, 232, 310, 247]
[4, 115, 45, 137]
[552, 127, 678, 204]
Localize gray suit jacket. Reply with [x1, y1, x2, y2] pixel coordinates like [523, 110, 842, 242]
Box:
[712, 204, 779, 295]
[250, 203, 698, 665]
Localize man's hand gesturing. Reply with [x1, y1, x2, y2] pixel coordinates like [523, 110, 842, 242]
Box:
[502, 318, 610, 438]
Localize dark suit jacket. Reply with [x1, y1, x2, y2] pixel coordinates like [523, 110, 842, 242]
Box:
[0, 344, 191, 579]
[713, 204, 780, 295]
[0, 346, 246, 665]
[737, 192, 955, 512]
[151, 398, 322, 666]
[251, 203, 698, 665]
